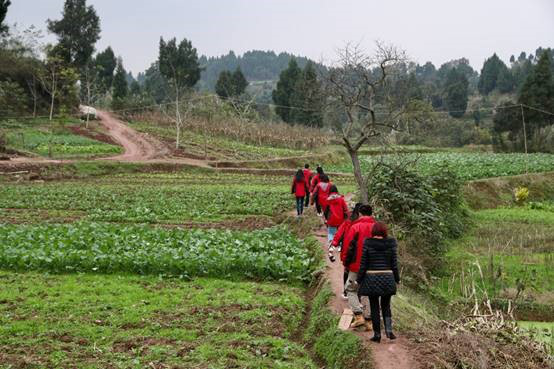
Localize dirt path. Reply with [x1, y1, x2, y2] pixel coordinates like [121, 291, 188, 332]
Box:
[97, 110, 168, 161]
[311, 195, 414, 369]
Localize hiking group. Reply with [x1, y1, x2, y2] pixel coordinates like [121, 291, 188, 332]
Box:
[292, 164, 400, 343]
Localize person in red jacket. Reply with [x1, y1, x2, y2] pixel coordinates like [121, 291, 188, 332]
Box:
[310, 166, 324, 213]
[343, 204, 376, 328]
[312, 174, 332, 216]
[331, 203, 362, 299]
[291, 169, 309, 217]
[324, 185, 349, 262]
[302, 164, 313, 208]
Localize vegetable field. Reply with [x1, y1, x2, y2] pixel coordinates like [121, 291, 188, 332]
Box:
[328, 152, 554, 180]
[0, 182, 292, 224]
[0, 223, 318, 282]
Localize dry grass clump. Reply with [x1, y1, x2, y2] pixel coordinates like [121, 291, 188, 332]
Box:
[415, 300, 553, 369]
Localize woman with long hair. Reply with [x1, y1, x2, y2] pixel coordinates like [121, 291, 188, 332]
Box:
[291, 169, 309, 217]
[356, 222, 400, 342]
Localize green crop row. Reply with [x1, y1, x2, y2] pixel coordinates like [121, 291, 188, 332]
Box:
[0, 182, 292, 223]
[328, 152, 554, 180]
[6, 128, 121, 157]
[0, 223, 318, 283]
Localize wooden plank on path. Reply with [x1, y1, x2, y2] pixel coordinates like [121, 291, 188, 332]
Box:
[338, 308, 354, 331]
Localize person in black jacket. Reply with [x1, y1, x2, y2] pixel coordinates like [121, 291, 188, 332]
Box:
[356, 222, 400, 342]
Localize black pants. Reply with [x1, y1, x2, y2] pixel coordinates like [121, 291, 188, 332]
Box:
[369, 295, 392, 334]
[343, 270, 348, 293]
[305, 192, 310, 207]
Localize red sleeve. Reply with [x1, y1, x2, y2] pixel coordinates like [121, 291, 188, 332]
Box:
[332, 221, 347, 247]
[342, 198, 349, 218]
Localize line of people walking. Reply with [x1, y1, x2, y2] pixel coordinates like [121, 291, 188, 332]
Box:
[292, 164, 400, 343]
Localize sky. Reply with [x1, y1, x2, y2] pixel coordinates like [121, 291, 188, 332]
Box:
[6, 0, 554, 75]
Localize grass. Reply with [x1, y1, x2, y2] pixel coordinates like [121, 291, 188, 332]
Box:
[2, 118, 121, 159]
[0, 271, 317, 369]
[327, 152, 554, 180]
[434, 201, 554, 320]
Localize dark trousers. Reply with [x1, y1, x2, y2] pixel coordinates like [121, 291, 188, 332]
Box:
[343, 270, 348, 293]
[305, 192, 310, 207]
[315, 200, 322, 214]
[295, 196, 305, 215]
[369, 295, 392, 334]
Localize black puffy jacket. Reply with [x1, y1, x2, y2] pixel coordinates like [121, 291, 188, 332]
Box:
[356, 238, 400, 297]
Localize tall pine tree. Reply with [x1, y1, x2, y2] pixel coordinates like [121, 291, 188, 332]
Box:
[290, 62, 324, 126]
[47, 0, 101, 70]
[518, 50, 554, 130]
[0, 0, 11, 34]
[478, 53, 509, 95]
[111, 59, 128, 109]
[272, 58, 301, 123]
[444, 67, 469, 118]
[95, 46, 117, 92]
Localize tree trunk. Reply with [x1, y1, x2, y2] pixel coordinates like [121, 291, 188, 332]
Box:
[348, 148, 369, 204]
[175, 88, 181, 149]
[49, 94, 55, 121]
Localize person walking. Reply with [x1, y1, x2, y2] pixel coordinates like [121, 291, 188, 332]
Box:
[357, 222, 400, 342]
[324, 185, 349, 262]
[311, 174, 332, 217]
[343, 205, 376, 328]
[303, 164, 313, 208]
[331, 203, 362, 299]
[310, 166, 324, 213]
[291, 169, 309, 217]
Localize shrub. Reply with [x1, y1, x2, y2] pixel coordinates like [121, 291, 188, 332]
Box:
[514, 186, 530, 204]
[367, 159, 468, 256]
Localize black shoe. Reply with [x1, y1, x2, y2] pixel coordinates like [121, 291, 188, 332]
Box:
[370, 334, 381, 343]
[384, 317, 396, 340]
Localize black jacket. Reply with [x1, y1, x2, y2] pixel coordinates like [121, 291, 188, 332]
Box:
[356, 238, 400, 297]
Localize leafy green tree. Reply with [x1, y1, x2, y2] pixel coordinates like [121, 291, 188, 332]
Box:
[215, 70, 233, 98]
[143, 61, 169, 104]
[47, 0, 101, 69]
[232, 67, 248, 96]
[111, 59, 128, 109]
[518, 50, 554, 130]
[158, 36, 201, 148]
[444, 67, 468, 118]
[129, 80, 141, 96]
[0, 0, 11, 35]
[289, 62, 324, 126]
[496, 66, 514, 93]
[95, 46, 116, 91]
[272, 58, 301, 123]
[215, 67, 248, 99]
[478, 53, 509, 95]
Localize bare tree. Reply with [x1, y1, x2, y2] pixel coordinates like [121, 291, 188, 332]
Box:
[38, 46, 65, 121]
[80, 62, 100, 128]
[326, 41, 430, 203]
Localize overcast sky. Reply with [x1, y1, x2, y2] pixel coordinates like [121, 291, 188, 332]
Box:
[6, 0, 554, 75]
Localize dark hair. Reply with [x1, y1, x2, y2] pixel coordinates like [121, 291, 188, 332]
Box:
[372, 222, 388, 238]
[329, 185, 338, 193]
[295, 169, 304, 182]
[320, 174, 329, 183]
[359, 204, 373, 216]
[304, 164, 310, 169]
[350, 202, 362, 221]
[316, 166, 324, 175]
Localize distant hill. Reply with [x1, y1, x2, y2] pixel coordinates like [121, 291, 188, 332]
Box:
[197, 50, 320, 92]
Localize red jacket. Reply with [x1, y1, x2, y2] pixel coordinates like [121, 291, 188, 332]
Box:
[310, 174, 320, 193]
[291, 178, 308, 197]
[337, 218, 360, 265]
[324, 193, 349, 227]
[303, 169, 313, 188]
[344, 216, 376, 273]
[313, 182, 332, 208]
